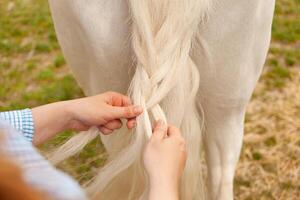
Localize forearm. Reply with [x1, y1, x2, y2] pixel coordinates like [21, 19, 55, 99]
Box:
[32, 101, 72, 146]
[2, 92, 142, 146]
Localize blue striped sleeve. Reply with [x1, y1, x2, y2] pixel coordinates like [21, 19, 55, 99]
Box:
[0, 109, 35, 142]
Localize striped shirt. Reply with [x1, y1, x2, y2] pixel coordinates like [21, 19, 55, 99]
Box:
[0, 109, 34, 142]
[0, 109, 87, 200]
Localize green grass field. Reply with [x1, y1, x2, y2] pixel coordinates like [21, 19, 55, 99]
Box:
[0, 0, 299, 199]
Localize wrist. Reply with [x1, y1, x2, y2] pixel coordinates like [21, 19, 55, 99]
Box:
[149, 179, 179, 200]
[149, 172, 179, 189]
[149, 176, 179, 199]
[59, 100, 77, 130]
[31, 101, 73, 145]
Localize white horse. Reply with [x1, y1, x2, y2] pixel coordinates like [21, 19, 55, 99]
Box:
[48, 0, 276, 199]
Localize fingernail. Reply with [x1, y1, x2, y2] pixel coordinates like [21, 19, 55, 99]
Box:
[133, 106, 143, 114]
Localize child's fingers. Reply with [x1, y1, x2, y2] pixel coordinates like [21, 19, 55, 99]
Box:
[121, 96, 132, 106]
[110, 105, 143, 119]
[107, 92, 132, 107]
[127, 118, 136, 129]
[98, 126, 113, 135]
[152, 120, 168, 140]
[103, 119, 122, 130]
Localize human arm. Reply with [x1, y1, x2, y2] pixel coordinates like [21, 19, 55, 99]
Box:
[31, 91, 143, 145]
[0, 92, 143, 146]
[143, 121, 187, 200]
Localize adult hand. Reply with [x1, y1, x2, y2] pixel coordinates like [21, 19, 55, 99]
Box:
[143, 120, 187, 200]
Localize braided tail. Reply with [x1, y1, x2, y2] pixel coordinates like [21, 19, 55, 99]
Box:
[125, 1, 210, 199]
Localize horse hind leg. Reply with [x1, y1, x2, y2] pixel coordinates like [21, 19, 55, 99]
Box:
[200, 97, 247, 200]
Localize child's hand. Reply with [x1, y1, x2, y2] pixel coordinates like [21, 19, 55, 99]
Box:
[143, 121, 187, 200]
[68, 91, 143, 134]
[32, 92, 143, 145]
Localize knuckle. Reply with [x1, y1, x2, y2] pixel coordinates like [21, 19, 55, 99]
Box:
[117, 122, 122, 128]
[100, 127, 112, 135]
[115, 122, 122, 129]
[105, 123, 113, 129]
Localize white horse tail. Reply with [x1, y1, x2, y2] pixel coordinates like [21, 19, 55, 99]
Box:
[50, 0, 211, 199]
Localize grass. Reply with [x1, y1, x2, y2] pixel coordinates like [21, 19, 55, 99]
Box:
[0, 0, 299, 199]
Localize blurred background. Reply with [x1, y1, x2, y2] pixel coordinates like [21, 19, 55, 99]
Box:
[0, 0, 299, 199]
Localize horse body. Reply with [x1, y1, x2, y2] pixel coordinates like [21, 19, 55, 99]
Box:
[49, 0, 275, 199]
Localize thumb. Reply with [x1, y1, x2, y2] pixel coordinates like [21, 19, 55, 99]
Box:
[109, 105, 143, 119]
[152, 120, 168, 140]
